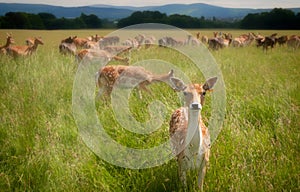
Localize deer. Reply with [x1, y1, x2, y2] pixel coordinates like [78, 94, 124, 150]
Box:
[99, 36, 120, 49]
[201, 35, 208, 44]
[7, 37, 44, 58]
[73, 36, 89, 48]
[59, 42, 77, 55]
[59, 36, 77, 55]
[102, 45, 132, 55]
[0, 33, 15, 55]
[232, 33, 255, 47]
[287, 35, 300, 51]
[95, 65, 181, 99]
[75, 49, 129, 65]
[169, 76, 218, 190]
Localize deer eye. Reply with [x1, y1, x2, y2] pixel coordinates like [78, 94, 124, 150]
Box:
[202, 92, 206, 96]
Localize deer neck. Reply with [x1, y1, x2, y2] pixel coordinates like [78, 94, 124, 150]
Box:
[5, 39, 11, 47]
[26, 42, 39, 54]
[151, 72, 169, 82]
[1, 38, 11, 49]
[31, 42, 39, 50]
[184, 102, 203, 169]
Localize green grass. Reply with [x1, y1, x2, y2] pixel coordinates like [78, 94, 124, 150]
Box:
[0, 29, 300, 191]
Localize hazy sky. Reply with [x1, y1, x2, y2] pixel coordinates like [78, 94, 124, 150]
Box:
[1, 0, 300, 8]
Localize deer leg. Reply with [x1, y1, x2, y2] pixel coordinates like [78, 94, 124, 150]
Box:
[96, 87, 111, 99]
[197, 150, 210, 191]
[137, 82, 153, 99]
[177, 154, 187, 187]
[178, 159, 187, 187]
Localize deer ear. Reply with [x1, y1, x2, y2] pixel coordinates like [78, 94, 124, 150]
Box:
[203, 76, 218, 91]
[170, 77, 187, 91]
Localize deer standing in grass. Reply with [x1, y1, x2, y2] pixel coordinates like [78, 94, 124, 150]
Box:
[169, 76, 218, 190]
[95, 65, 179, 99]
[7, 37, 44, 58]
[0, 33, 15, 55]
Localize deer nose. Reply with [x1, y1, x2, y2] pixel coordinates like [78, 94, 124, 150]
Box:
[190, 102, 202, 110]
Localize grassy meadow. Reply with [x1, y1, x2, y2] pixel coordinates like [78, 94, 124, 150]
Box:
[0, 29, 299, 191]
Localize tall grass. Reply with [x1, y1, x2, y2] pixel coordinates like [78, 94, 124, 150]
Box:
[0, 29, 299, 191]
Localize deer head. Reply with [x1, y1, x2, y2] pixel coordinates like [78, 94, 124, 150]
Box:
[170, 76, 218, 106]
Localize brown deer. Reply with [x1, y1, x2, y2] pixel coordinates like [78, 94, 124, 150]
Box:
[7, 37, 44, 58]
[0, 33, 15, 55]
[287, 35, 300, 50]
[59, 36, 77, 55]
[95, 65, 180, 99]
[73, 36, 89, 48]
[76, 49, 129, 65]
[169, 76, 218, 190]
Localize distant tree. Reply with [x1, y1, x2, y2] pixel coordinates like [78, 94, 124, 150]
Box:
[117, 10, 238, 29]
[268, 8, 296, 29]
[2, 12, 30, 29]
[117, 11, 167, 27]
[240, 8, 298, 29]
[38, 12, 56, 29]
[296, 13, 300, 29]
[80, 13, 102, 28]
[167, 14, 200, 28]
[27, 13, 45, 29]
[0, 11, 105, 29]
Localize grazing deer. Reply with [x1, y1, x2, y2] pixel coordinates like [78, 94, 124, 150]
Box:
[59, 36, 77, 55]
[61, 36, 77, 44]
[169, 76, 218, 190]
[201, 36, 208, 44]
[232, 33, 255, 47]
[7, 37, 44, 58]
[73, 36, 89, 48]
[95, 65, 179, 99]
[102, 45, 132, 55]
[59, 42, 77, 55]
[76, 49, 129, 65]
[287, 35, 300, 50]
[0, 33, 15, 55]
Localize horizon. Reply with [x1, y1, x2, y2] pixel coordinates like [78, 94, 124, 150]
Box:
[1, 1, 300, 9]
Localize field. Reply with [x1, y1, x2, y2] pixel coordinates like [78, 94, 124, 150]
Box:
[0, 29, 299, 191]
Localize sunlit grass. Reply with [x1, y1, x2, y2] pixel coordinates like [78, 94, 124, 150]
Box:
[0, 29, 299, 191]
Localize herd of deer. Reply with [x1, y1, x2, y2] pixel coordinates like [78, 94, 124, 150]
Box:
[197, 31, 300, 51]
[0, 32, 218, 189]
[1, 29, 297, 190]
[0, 33, 44, 58]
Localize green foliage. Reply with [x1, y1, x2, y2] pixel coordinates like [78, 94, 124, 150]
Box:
[0, 12, 45, 29]
[0, 12, 103, 29]
[1, 8, 299, 29]
[117, 11, 238, 29]
[80, 13, 102, 28]
[240, 8, 300, 29]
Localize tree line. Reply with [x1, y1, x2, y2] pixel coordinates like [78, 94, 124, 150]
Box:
[0, 8, 299, 29]
[116, 11, 238, 28]
[0, 12, 102, 29]
[240, 8, 300, 29]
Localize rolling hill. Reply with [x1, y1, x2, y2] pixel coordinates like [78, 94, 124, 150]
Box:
[0, 3, 299, 20]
